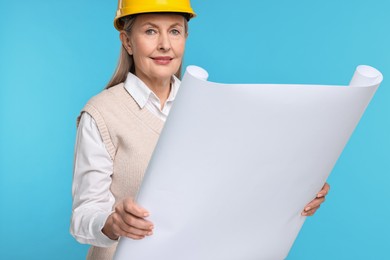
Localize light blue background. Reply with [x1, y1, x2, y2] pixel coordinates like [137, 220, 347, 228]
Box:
[0, 0, 389, 259]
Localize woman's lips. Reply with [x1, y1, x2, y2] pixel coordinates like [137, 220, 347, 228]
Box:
[152, 56, 173, 65]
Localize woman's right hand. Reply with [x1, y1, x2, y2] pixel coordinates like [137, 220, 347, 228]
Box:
[102, 198, 154, 240]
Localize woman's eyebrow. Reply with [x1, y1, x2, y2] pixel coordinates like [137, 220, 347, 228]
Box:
[141, 22, 184, 28]
[141, 22, 159, 28]
[169, 23, 184, 28]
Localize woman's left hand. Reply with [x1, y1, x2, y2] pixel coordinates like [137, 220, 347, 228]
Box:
[301, 182, 330, 216]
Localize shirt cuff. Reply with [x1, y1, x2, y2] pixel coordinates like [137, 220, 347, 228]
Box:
[91, 211, 118, 247]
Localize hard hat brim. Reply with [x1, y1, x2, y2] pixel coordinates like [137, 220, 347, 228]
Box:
[114, 3, 196, 31]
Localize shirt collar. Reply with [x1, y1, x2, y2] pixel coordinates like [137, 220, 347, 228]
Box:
[123, 72, 181, 109]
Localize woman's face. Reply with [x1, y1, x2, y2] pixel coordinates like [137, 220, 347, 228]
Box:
[126, 13, 187, 84]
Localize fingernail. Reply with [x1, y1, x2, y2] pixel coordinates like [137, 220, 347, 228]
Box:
[147, 231, 153, 236]
[143, 212, 149, 217]
[305, 207, 311, 211]
[301, 212, 307, 216]
[317, 193, 323, 198]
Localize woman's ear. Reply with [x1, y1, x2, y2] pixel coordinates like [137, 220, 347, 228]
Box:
[120, 31, 133, 55]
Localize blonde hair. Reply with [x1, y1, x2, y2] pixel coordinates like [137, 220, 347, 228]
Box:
[106, 14, 188, 89]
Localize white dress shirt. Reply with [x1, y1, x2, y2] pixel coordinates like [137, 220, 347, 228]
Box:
[70, 73, 180, 247]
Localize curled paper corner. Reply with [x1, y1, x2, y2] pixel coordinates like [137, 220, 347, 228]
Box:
[350, 65, 383, 87]
[186, 65, 209, 81]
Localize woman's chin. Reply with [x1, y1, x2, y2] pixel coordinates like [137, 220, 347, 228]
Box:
[152, 67, 180, 79]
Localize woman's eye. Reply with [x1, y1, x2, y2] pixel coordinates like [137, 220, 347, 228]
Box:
[145, 29, 157, 35]
[170, 29, 181, 36]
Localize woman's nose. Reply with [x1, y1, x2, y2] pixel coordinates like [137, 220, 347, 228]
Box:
[157, 32, 171, 51]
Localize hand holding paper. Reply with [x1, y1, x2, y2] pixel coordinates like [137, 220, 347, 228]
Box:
[302, 182, 330, 216]
[103, 198, 154, 241]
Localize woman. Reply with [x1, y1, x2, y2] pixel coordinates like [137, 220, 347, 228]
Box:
[71, 1, 330, 259]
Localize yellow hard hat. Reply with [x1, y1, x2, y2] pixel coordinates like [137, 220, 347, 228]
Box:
[114, 0, 196, 30]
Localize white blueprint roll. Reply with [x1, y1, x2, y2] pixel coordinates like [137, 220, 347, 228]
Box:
[114, 65, 382, 260]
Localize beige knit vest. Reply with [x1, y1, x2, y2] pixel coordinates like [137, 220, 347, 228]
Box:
[79, 83, 164, 260]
